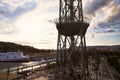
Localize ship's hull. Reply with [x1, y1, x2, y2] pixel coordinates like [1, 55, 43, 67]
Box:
[0, 57, 30, 62]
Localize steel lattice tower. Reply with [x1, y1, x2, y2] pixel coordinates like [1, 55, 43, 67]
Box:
[55, 0, 91, 80]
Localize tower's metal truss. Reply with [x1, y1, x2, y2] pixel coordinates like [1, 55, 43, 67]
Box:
[55, 0, 91, 80]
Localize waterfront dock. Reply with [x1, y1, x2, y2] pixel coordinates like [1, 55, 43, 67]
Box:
[0, 59, 56, 80]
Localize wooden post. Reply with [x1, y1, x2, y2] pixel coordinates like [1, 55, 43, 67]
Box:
[17, 66, 19, 78]
[6, 68, 10, 80]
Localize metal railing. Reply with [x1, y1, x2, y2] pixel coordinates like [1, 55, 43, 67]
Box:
[0, 59, 56, 80]
[53, 16, 90, 23]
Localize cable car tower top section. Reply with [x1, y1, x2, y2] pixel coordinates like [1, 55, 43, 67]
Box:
[56, 0, 89, 36]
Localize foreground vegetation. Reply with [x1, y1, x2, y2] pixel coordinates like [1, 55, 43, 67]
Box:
[96, 50, 120, 73]
[87, 48, 120, 74]
[0, 72, 18, 80]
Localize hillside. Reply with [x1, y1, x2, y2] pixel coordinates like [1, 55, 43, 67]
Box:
[87, 45, 120, 51]
[0, 41, 52, 54]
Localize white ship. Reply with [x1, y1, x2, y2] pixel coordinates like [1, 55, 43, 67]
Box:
[0, 52, 30, 62]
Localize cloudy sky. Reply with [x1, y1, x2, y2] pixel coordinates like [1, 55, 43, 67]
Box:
[0, 0, 120, 49]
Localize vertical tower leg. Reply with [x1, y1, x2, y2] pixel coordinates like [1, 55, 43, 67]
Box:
[55, 34, 91, 80]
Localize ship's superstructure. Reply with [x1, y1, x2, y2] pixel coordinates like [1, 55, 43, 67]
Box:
[0, 52, 30, 62]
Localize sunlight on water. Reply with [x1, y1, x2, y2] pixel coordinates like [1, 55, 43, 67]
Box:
[19, 65, 40, 72]
[19, 63, 47, 72]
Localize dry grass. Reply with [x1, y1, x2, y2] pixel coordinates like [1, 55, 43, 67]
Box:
[0, 72, 18, 80]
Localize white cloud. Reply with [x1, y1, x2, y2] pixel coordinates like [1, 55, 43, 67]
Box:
[1, 0, 58, 49]
[0, 0, 119, 49]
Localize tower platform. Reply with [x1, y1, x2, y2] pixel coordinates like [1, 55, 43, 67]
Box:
[56, 22, 89, 36]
